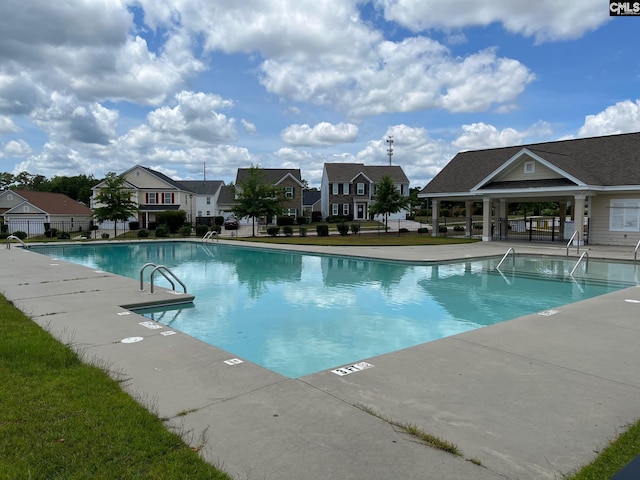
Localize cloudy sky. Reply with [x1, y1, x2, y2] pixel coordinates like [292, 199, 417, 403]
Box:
[0, 1, 638, 189]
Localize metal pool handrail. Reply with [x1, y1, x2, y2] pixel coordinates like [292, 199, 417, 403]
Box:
[6, 235, 29, 249]
[496, 247, 515, 270]
[570, 251, 589, 277]
[139, 262, 187, 294]
[634, 239, 640, 263]
[202, 230, 218, 242]
[566, 230, 580, 257]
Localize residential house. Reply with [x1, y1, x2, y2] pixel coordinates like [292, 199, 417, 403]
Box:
[91, 165, 225, 229]
[419, 132, 640, 246]
[216, 185, 237, 219]
[0, 190, 92, 237]
[303, 189, 321, 220]
[320, 163, 411, 221]
[235, 168, 304, 220]
[179, 180, 225, 225]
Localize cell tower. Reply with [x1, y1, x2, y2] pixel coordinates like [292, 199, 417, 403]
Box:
[386, 135, 394, 165]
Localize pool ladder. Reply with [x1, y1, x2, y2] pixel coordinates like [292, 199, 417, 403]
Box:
[495, 247, 515, 270]
[202, 230, 219, 242]
[139, 263, 187, 294]
[569, 251, 589, 277]
[5, 235, 29, 249]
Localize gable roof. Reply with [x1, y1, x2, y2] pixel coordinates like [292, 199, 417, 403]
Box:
[421, 132, 640, 196]
[303, 190, 321, 206]
[217, 185, 236, 205]
[5, 190, 92, 215]
[235, 168, 303, 186]
[178, 180, 224, 195]
[324, 163, 410, 184]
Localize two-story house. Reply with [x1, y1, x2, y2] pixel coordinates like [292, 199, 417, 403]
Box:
[320, 163, 411, 221]
[91, 165, 224, 229]
[179, 180, 225, 225]
[235, 168, 304, 220]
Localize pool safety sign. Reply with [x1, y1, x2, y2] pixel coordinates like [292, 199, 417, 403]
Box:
[331, 361, 374, 376]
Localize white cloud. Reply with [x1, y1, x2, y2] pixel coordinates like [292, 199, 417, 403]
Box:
[374, 0, 607, 43]
[578, 100, 640, 137]
[241, 119, 257, 134]
[4, 139, 31, 157]
[0, 115, 19, 134]
[452, 121, 554, 151]
[146, 91, 237, 144]
[281, 122, 358, 146]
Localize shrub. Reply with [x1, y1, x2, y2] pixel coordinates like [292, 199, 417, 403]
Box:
[296, 216, 307, 225]
[148, 221, 157, 230]
[399, 228, 409, 233]
[13, 231, 27, 240]
[45, 228, 58, 238]
[156, 210, 187, 233]
[57, 231, 71, 240]
[179, 225, 192, 237]
[326, 215, 347, 224]
[0, 224, 8, 233]
[311, 211, 323, 223]
[0, 232, 9, 240]
[211, 225, 222, 234]
[350, 223, 360, 234]
[438, 225, 448, 233]
[336, 223, 349, 236]
[316, 224, 329, 236]
[137, 229, 149, 238]
[299, 226, 307, 237]
[417, 227, 429, 234]
[453, 225, 464, 232]
[101, 233, 110, 239]
[283, 226, 293, 237]
[195, 224, 208, 236]
[276, 216, 295, 226]
[128, 221, 140, 230]
[214, 216, 224, 226]
[155, 226, 169, 238]
[266, 226, 280, 237]
[473, 223, 483, 231]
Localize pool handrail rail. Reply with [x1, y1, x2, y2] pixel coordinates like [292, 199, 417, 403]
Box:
[6, 235, 29, 249]
[139, 262, 187, 294]
[202, 230, 218, 242]
[570, 251, 589, 277]
[496, 247, 515, 270]
[566, 230, 580, 256]
[635, 239, 640, 263]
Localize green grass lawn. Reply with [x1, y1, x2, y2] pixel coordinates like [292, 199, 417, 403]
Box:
[0, 295, 230, 480]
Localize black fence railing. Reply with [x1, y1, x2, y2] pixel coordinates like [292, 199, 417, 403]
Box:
[1, 220, 95, 238]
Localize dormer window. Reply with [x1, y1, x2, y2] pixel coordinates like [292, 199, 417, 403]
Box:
[524, 161, 535, 174]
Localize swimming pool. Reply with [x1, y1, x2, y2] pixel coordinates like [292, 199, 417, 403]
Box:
[31, 242, 637, 377]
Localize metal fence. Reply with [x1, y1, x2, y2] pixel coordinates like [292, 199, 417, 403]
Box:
[2, 219, 95, 238]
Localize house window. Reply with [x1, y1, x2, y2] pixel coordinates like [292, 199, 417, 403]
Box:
[524, 161, 535, 174]
[163, 192, 172, 204]
[206, 211, 210, 216]
[23, 205, 29, 212]
[7, 193, 12, 201]
[148, 193, 157, 204]
[357, 183, 365, 195]
[342, 183, 349, 194]
[610, 199, 640, 232]
[342, 204, 349, 215]
[206, 196, 211, 205]
[285, 186, 294, 198]
[198, 211, 202, 217]
[332, 183, 339, 195]
[332, 203, 339, 215]
[285, 208, 297, 216]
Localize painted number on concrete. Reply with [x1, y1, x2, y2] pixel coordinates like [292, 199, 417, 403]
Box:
[224, 358, 244, 365]
[331, 361, 374, 376]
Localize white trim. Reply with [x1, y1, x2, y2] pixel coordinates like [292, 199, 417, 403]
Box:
[471, 149, 586, 191]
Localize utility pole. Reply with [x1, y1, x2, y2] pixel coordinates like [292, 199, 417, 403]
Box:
[386, 135, 393, 165]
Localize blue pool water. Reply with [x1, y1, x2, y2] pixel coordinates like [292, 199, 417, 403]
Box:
[31, 242, 637, 378]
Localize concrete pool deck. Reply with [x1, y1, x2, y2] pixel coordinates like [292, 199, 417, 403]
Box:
[1, 240, 639, 479]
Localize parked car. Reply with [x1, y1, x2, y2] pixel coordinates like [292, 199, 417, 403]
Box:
[224, 216, 239, 230]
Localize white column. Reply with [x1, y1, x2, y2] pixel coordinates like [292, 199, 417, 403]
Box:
[482, 197, 492, 241]
[573, 194, 586, 245]
[431, 199, 440, 237]
[499, 198, 507, 239]
[465, 201, 473, 238]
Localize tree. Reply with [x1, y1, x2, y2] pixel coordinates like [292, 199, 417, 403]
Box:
[92, 172, 139, 238]
[231, 166, 285, 236]
[368, 175, 409, 232]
